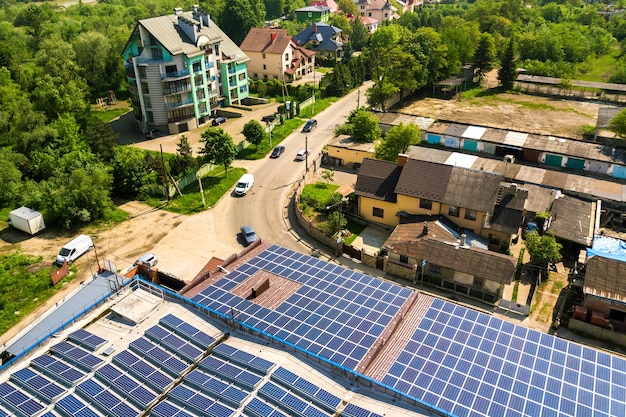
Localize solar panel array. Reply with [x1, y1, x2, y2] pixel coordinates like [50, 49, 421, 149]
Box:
[50, 341, 103, 372]
[0, 381, 45, 417]
[340, 403, 384, 417]
[244, 397, 289, 417]
[128, 337, 189, 377]
[159, 313, 217, 350]
[95, 363, 157, 408]
[150, 400, 197, 417]
[31, 354, 86, 386]
[112, 349, 173, 392]
[168, 384, 235, 417]
[212, 343, 274, 375]
[198, 355, 263, 390]
[76, 378, 139, 417]
[55, 393, 99, 417]
[68, 329, 107, 352]
[192, 245, 412, 370]
[145, 324, 204, 362]
[185, 369, 249, 408]
[270, 366, 341, 413]
[11, 367, 65, 402]
[381, 297, 626, 417]
[258, 381, 331, 417]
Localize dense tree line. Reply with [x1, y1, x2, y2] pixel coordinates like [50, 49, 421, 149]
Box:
[1, 0, 626, 229]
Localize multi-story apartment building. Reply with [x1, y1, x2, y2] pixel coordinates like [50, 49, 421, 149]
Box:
[122, 6, 250, 134]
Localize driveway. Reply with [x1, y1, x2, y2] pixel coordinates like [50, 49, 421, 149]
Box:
[112, 101, 279, 156]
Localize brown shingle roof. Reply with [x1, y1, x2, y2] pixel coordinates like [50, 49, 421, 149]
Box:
[548, 196, 595, 246]
[355, 158, 401, 202]
[386, 236, 516, 284]
[486, 184, 528, 235]
[395, 159, 452, 201]
[240, 28, 292, 54]
[584, 255, 626, 302]
[445, 167, 502, 212]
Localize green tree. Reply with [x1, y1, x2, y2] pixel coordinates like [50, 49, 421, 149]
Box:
[524, 231, 562, 266]
[0, 150, 22, 207]
[330, 13, 352, 36]
[351, 17, 369, 51]
[609, 108, 626, 138]
[110, 146, 151, 197]
[220, 0, 263, 45]
[440, 17, 481, 73]
[199, 127, 237, 176]
[406, 28, 449, 87]
[351, 108, 381, 143]
[320, 169, 335, 183]
[498, 36, 517, 89]
[73, 31, 111, 94]
[265, 0, 285, 19]
[83, 115, 118, 162]
[337, 0, 357, 16]
[169, 134, 197, 176]
[474, 33, 497, 78]
[375, 123, 421, 161]
[243, 119, 265, 149]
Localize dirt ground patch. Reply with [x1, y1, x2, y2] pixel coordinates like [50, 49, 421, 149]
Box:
[399, 72, 601, 139]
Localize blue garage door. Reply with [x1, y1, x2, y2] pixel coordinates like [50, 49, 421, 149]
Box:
[427, 134, 441, 145]
[613, 165, 626, 179]
[565, 158, 585, 171]
[544, 154, 563, 168]
[463, 139, 478, 152]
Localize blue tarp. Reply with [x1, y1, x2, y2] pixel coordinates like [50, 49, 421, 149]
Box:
[587, 235, 626, 263]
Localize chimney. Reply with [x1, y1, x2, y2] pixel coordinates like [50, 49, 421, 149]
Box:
[508, 183, 517, 196]
[460, 234, 466, 247]
[193, 4, 199, 12]
[174, 7, 183, 15]
[422, 221, 429, 236]
[271, 32, 277, 43]
[398, 154, 408, 167]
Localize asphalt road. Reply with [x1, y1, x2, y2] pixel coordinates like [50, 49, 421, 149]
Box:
[214, 86, 367, 255]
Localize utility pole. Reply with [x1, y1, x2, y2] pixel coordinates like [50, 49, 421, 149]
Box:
[305, 136, 309, 173]
[160, 144, 170, 203]
[357, 89, 360, 108]
[312, 64, 316, 115]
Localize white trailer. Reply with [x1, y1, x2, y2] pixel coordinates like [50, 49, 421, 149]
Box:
[8, 207, 46, 235]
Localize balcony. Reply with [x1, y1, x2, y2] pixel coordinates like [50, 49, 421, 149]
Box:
[162, 83, 192, 95]
[164, 96, 194, 109]
[161, 69, 190, 80]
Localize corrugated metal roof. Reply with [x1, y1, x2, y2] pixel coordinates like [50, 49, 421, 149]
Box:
[444, 153, 477, 168]
[503, 131, 528, 147]
[548, 195, 595, 246]
[462, 126, 487, 140]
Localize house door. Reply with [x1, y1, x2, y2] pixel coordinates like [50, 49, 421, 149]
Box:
[544, 154, 563, 167]
[565, 157, 585, 171]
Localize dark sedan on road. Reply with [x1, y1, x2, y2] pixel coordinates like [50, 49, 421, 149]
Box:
[302, 119, 317, 133]
[270, 146, 285, 158]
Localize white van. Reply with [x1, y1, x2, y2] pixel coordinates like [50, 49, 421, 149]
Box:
[235, 173, 254, 196]
[56, 234, 94, 265]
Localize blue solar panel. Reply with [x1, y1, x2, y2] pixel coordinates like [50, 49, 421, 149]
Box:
[151, 400, 197, 417]
[77, 378, 139, 417]
[129, 337, 189, 377]
[270, 366, 341, 412]
[68, 329, 107, 352]
[10, 367, 65, 402]
[184, 369, 249, 407]
[199, 355, 262, 390]
[0, 382, 45, 417]
[145, 325, 203, 362]
[340, 403, 383, 417]
[31, 354, 86, 386]
[212, 343, 275, 375]
[50, 341, 103, 372]
[112, 349, 173, 392]
[95, 363, 157, 408]
[168, 384, 235, 416]
[159, 314, 216, 350]
[55, 393, 100, 417]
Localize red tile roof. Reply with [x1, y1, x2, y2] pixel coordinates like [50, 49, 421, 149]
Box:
[240, 28, 292, 54]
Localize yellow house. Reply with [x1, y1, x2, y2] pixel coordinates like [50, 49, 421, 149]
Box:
[326, 135, 376, 168]
[355, 156, 527, 250]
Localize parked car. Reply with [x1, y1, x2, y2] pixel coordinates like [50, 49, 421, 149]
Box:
[270, 146, 285, 158]
[234, 173, 254, 196]
[212, 116, 227, 126]
[133, 253, 158, 268]
[295, 149, 308, 161]
[302, 119, 317, 132]
[240, 225, 258, 246]
[145, 129, 162, 139]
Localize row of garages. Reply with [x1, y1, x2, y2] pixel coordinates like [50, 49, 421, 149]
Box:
[419, 121, 626, 178]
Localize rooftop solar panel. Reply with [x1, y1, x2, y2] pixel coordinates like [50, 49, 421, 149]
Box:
[95, 363, 157, 408]
[150, 400, 197, 417]
[340, 403, 384, 417]
[381, 297, 626, 417]
[145, 325, 203, 362]
[77, 378, 139, 417]
[68, 329, 107, 352]
[184, 370, 249, 408]
[31, 354, 86, 387]
[50, 341, 103, 372]
[10, 367, 65, 402]
[196, 245, 413, 371]
[55, 393, 100, 417]
[198, 355, 262, 390]
[0, 381, 48, 416]
[159, 314, 216, 350]
[129, 337, 189, 377]
[112, 349, 173, 392]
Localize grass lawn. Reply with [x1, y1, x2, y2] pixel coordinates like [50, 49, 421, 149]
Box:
[342, 222, 366, 246]
[301, 182, 339, 202]
[238, 118, 305, 160]
[143, 167, 246, 214]
[299, 97, 339, 119]
[577, 47, 621, 82]
[92, 107, 131, 123]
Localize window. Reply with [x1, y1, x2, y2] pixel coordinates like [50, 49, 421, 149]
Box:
[473, 277, 484, 288]
[308, 12, 312, 17]
[263, 64, 267, 70]
[165, 64, 177, 75]
[284, 53, 289, 61]
[262, 53, 266, 59]
[152, 48, 163, 60]
[138, 66, 146, 78]
[448, 206, 459, 217]
[429, 265, 441, 275]
[465, 209, 477, 221]
[399, 255, 409, 264]
[420, 199, 433, 210]
[372, 207, 384, 218]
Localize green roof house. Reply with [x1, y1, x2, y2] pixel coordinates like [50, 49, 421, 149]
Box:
[294, 6, 331, 23]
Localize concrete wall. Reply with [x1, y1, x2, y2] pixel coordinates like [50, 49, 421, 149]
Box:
[568, 319, 626, 348]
